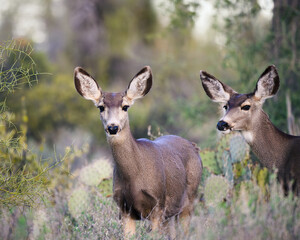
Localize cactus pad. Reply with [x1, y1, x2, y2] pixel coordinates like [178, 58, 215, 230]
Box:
[68, 187, 90, 218]
[79, 158, 113, 186]
[204, 175, 231, 207]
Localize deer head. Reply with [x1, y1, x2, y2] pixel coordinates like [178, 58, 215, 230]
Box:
[74, 66, 152, 137]
[200, 65, 280, 134]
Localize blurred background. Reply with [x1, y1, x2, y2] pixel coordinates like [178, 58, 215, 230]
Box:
[0, 0, 299, 156]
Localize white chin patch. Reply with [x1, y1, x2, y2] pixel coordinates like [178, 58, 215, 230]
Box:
[106, 132, 119, 138]
[218, 129, 231, 134]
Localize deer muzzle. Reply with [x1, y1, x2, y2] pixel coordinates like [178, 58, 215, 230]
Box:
[107, 125, 119, 135]
[217, 120, 230, 131]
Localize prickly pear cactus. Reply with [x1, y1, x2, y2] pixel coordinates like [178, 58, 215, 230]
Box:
[218, 133, 251, 182]
[222, 150, 234, 183]
[201, 133, 251, 184]
[215, 134, 230, 164]
[68, 187, 90, 218]
[79, 158, 113, 186]
[229, 135, 249, 163]
[201, 149, 222, 175]
[252, 165, 269, 195]
[204, 175, 231, 207]
[98, 178, 113, 197]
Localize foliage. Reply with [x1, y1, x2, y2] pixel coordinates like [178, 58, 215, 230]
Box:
[0, 41, 80, 209]
[201, 133, 251, 183]
[0, 40, 48, 208]
[0, 40, 38, 94]
[186, 174, 300, 240]
[68, 158, 113, 219]
[213, 0, 300, 131]
[0, 114, 47, 207]
[213, 0, 268, 87]
[19, 73, 104, 142]
[204, 175, 231, 207]
[166, 0, 199, 42]
[2, 168, 300, 240]
[79, 159, 112, 187]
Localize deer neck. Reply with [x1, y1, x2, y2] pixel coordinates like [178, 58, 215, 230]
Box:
[241, 110, 291, 169]
[107, 121, 140, 179]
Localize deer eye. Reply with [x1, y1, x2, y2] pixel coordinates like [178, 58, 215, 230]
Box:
[98, 106, 105, 112]
[241, 105, 251, 111]
[122, 105, 129, 112]
[223, 105, 228, 110]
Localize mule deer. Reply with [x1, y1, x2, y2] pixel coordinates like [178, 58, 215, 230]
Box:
[74, 66, 202, 238]
[200, 65, 300, 195]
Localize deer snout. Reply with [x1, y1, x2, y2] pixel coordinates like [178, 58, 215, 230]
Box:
[217, 120, 230, 131]
[107, 124, 119, 135]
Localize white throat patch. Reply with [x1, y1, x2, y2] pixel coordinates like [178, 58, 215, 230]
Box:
[241, 131, 254, 143]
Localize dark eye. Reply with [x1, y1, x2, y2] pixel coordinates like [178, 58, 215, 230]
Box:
[98, 106, 105, 112]
[223, 105, 228, 110]
[241, 105, 251, 111]
[122, 105, 129, 112]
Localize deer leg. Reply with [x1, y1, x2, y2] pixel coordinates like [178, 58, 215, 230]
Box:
[178, 197, 193, 235]
[166, 216, 176, 240]
[156, 216, 177, 240]
[179, 212, 191, 235]
[149, 208, 169, 239]
[122, 214, 136, 239]
[148, 215, 163, 240]
[151, 216, 160, 232]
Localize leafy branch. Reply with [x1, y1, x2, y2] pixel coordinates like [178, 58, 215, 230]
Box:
[0, 40, 38, 93]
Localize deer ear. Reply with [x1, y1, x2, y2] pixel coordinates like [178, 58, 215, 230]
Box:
[254, 65, 279, 102]
[74, 67, 102, 105]
[126, 66, 152, 102]
[200, 70, 236, 103]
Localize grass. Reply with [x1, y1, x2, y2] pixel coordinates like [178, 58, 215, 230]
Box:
[1, 159, 300, 240]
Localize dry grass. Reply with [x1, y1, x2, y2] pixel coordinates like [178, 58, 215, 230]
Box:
[1, 166, 300, 240]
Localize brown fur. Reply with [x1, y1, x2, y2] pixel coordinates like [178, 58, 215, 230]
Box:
[200, 65, 300, 195]
[247, 110, 300, 194]
[75, 66, 203, 238]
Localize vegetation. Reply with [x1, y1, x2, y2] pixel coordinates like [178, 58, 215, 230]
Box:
[0, 0, 300, 239]
[0, 40, 83, 238]
[0, 40, 48, 208]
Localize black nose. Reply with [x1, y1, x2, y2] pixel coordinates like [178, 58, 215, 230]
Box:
[217, 120, 229, 131]
[107, 125, 119, 135]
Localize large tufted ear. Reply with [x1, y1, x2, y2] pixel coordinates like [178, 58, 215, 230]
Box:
[74, 67, 102, 105]
[200, 70, 236, 103]
[254, 65, 280, 102]
[125, 66, 152, 102]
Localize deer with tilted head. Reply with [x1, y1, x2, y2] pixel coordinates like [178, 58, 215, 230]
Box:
[200, 65, 300, 195]
[74, 66, 202, 238]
